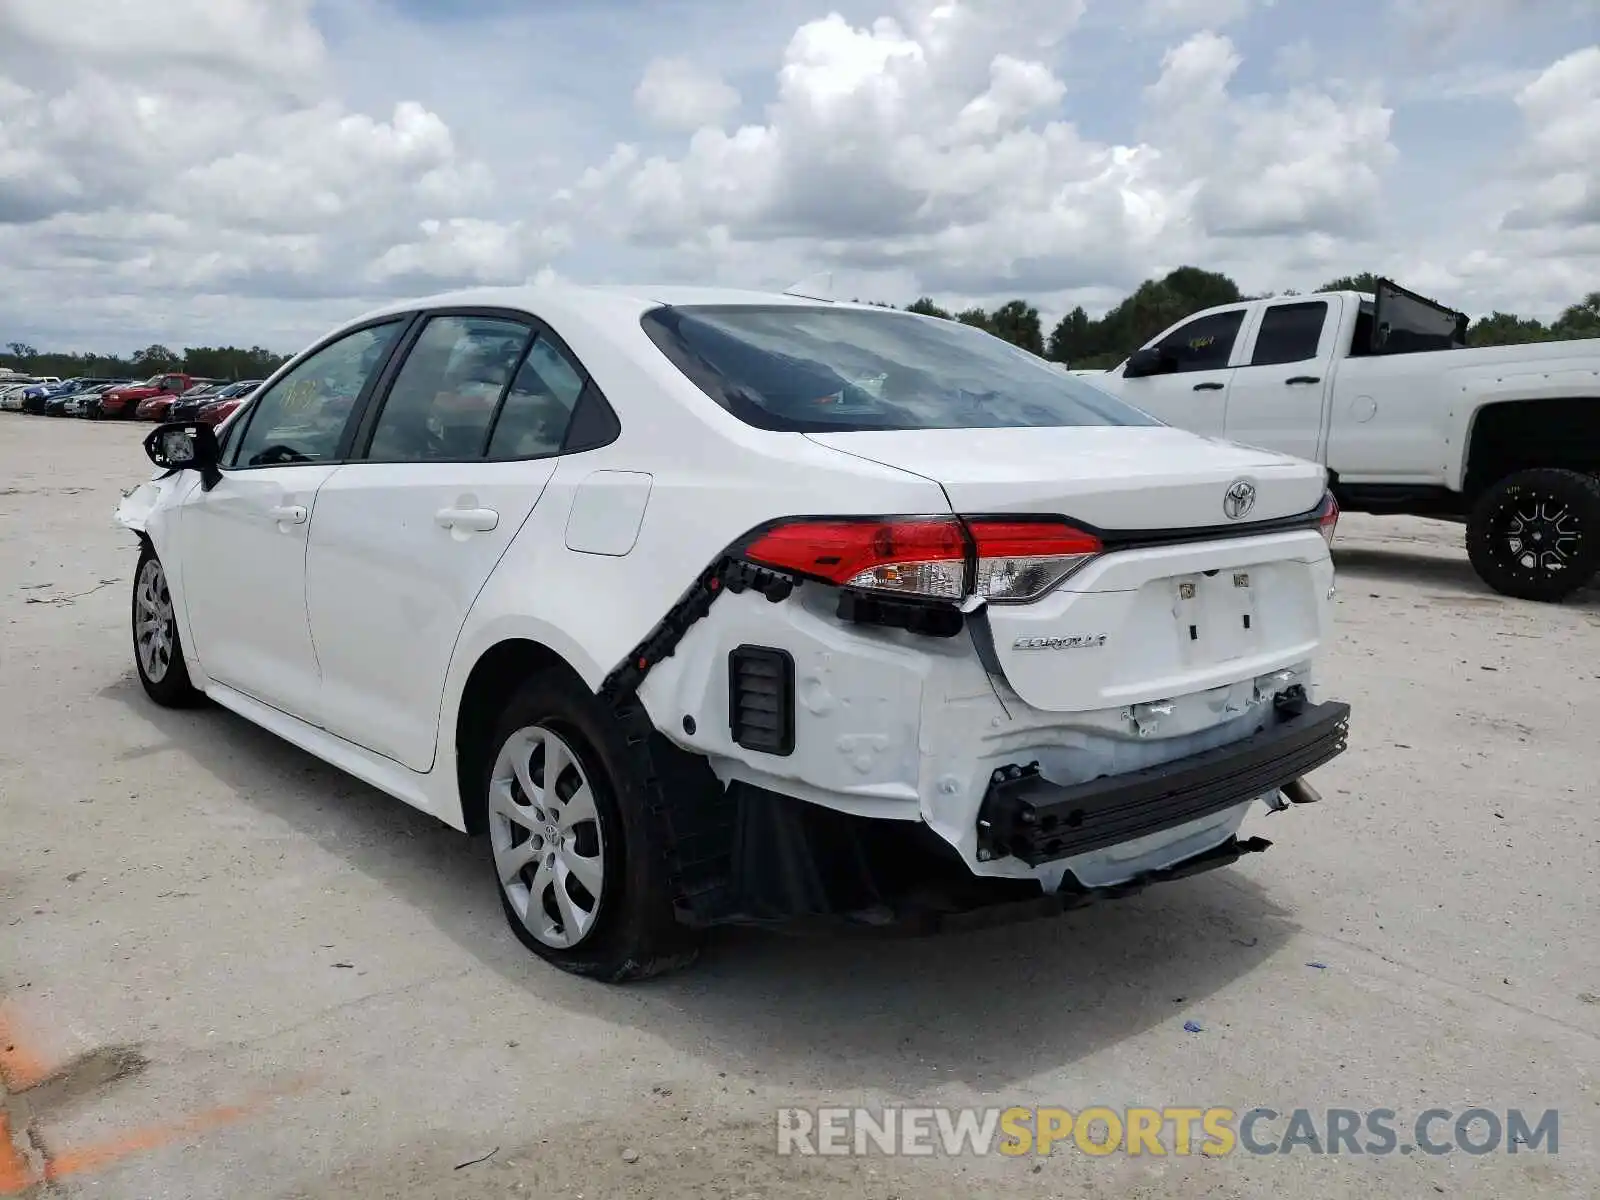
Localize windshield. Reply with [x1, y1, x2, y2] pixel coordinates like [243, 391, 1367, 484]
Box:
[640, 304, 1160, 433]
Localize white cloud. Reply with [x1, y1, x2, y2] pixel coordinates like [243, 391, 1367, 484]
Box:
[1517, 45, 1600, 171]
[0, 0, 566, 345]
[1390, 0, 1566, 46]
[1142, 35, 1396, 239]
[367, 218, 572, 288]
[173, 101, 465, 230]
[953, 55, 1068, 140]
[585, 17, 1394, 298]
[1501, 46, 1600, 232]
[0, 0, 1595, 350]
[0, 0, 326, 87]
[634, 58, 741, 131]
[1140, 0, 1254, 32]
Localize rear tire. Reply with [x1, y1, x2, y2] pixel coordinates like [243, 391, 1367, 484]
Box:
[481, 671, 702, 982]
[1466, 468, 1600, 601]
[132, 543, 205, 707]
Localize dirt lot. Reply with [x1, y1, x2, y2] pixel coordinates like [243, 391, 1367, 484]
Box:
[2, 413, 1597, 1199]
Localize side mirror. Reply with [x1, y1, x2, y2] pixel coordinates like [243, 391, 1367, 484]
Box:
[144, 421, 222, 490]
[1123, 347, 1173, 378]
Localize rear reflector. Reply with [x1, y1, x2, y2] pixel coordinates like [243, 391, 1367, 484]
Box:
[739, 516, 1102, 603]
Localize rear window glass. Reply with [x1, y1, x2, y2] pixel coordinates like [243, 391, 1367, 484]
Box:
[640, 304, 1160, 433]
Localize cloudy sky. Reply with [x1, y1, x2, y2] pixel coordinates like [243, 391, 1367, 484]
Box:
[1, 0, 1595, 355]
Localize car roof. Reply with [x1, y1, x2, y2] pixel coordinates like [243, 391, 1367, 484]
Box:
[342, 282, 886, 330]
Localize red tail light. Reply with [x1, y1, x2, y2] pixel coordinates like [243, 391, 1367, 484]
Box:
[739, 516, 1102, 604]
[1317, 491, 1339, 548]
[742, 518, 969, 599]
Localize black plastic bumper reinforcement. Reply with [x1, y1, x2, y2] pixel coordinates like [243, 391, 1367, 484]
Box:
[599, 558, 797, 706]
[975, 697, 1352, 867]
[599, 558, 800, 927]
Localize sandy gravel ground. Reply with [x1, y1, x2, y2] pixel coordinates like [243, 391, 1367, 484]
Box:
[1, 413, 1596, 1198]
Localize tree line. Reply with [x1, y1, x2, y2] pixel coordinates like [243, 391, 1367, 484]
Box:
[897, 269, 1600, 367]
[5, 268, 1597, 379]
[0, 342, 290, 382]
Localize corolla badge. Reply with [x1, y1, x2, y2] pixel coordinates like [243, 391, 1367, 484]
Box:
[1012, 634, 1108, 651]
[1222, 478, 1257, 520]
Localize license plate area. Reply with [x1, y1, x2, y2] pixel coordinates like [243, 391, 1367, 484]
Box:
[1173, 570, 1257, 665]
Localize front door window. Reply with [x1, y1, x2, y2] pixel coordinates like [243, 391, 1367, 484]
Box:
[228, 321, 406, 469]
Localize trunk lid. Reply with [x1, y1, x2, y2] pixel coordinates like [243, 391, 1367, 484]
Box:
[804, 426, 1325, 528]
[806, 426, 1333, 714]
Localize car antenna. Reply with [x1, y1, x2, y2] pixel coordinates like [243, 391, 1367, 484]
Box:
[782, 271, 835, 302]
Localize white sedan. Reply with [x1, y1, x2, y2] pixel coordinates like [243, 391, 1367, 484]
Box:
[116, 284, 1352, 981]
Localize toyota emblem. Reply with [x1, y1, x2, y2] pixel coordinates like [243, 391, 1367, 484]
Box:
[1222, 479, 1256, 521]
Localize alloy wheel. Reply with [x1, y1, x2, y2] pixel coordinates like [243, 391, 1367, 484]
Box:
[1494, 492, 1581, 578]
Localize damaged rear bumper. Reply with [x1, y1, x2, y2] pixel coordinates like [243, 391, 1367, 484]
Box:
[975, 696, 1352, 866]
[650, 691, 1350, 937]
[730, 830, 1282, 940]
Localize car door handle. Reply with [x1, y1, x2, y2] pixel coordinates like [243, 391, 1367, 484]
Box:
[435, 506, 499, 532]
[268, 504, 308, 524]
[1192, 382, 1225, 391]
[1285, 376, 1321, 385]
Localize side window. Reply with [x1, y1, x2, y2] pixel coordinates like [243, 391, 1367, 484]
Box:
[1154, 310, 1245, 373]
[366, 316, 529, 462]
[486, 335, 586, 460]
[228, 320, 404, 469]
[1250, 301, 1329, 367]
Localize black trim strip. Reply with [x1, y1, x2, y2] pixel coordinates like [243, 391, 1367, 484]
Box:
[958, 493, 1334, 553]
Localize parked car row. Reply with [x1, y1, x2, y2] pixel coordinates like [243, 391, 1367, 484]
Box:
[1, 374, 262, 426]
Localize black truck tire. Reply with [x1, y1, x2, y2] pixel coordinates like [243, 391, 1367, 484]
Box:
[1466, 468, 1600, 602]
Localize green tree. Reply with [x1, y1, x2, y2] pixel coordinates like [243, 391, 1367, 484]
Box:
[182, 345, 290, 380]
[904, 297, 952, 319]
[131, 344, 181, 371]
[955, 307, 993, 331]
[1551, 292, 1600, 341]
[988, 299, 1045, 355]
[1046, 306, 1091, 362]
[1052, 267, 1245, 367]
[1317, 272, 1383, 294]
[1466, 312, 1551, 347]
[1160, 266, 1245, 313]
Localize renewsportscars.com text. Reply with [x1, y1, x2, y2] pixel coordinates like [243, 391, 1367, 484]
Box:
[775, 1106, 1559, 1158]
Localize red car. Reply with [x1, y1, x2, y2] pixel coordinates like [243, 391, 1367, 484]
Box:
[195, 394, 249, 426]
[101, 373, 202, 419]
[137, 380, 222, 421]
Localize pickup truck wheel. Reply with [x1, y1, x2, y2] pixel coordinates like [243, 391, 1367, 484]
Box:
[1466, 468, 1600, 602]
[482, 672, 702, 982]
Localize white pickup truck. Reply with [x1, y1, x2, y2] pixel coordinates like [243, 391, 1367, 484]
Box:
[1085, 279, 1600, 602]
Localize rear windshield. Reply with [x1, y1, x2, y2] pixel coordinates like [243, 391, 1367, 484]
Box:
[640, 304, 1160, 433]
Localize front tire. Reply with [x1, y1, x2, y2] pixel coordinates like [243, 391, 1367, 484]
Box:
[482, 672, 701, 982]
[132, 544, 205, 707]
[1466, 468, 1600, 602]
